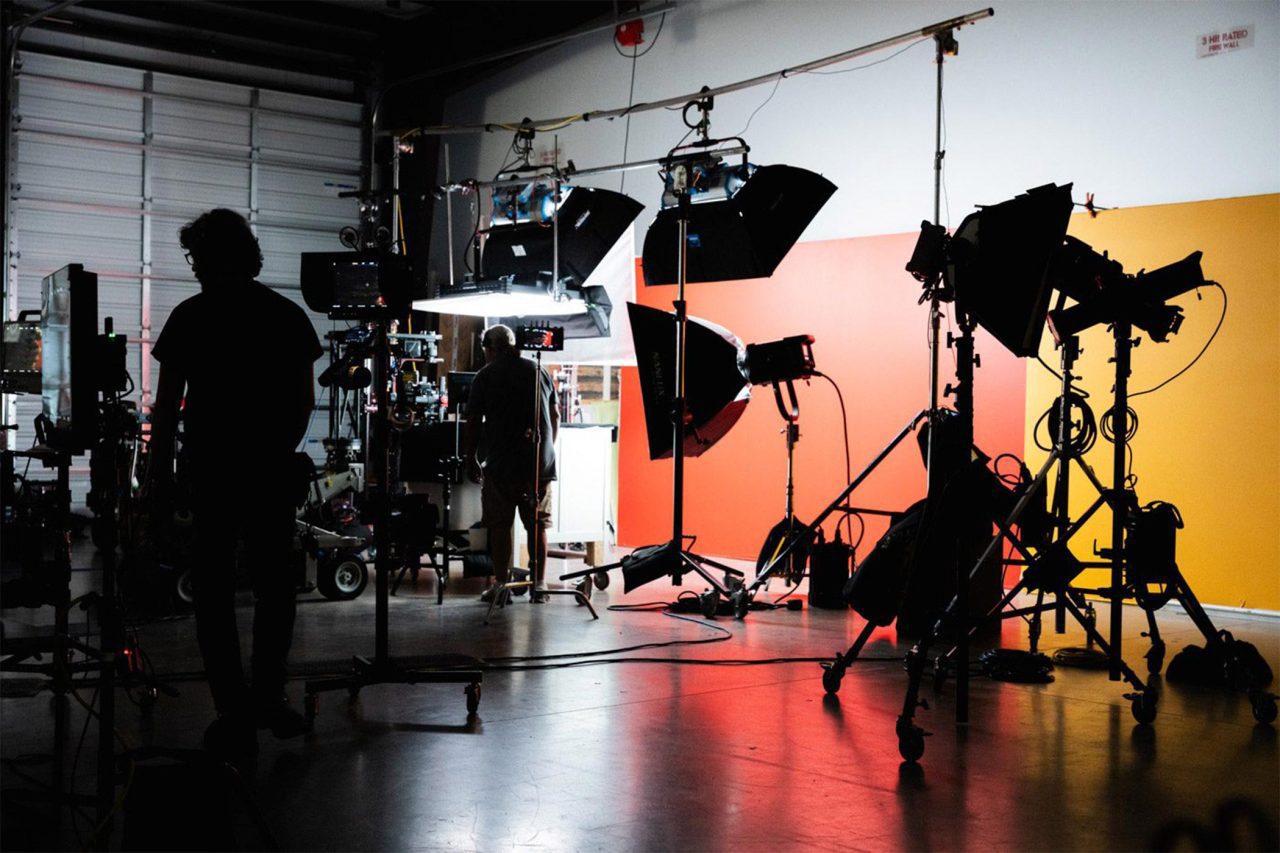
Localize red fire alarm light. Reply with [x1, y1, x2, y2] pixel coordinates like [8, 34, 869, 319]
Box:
[615, 19, 645, 48]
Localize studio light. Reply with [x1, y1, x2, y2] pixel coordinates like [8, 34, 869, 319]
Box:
[739, 334, 816, 386]
[415, 184, 643, 335]
[943, 182, 1076, 358]
[641, 161, 836, 285]
[1045, 236, 1207, 343]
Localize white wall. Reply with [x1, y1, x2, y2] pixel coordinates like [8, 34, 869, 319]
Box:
[439, 0, 1280, 242]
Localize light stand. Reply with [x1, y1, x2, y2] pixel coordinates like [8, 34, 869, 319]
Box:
[566, 167, 747, 615]
[758, 378, 806, 587]
[743, 29, 969, 642]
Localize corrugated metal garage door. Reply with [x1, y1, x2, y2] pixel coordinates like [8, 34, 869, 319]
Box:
[7, 51, 361, 501]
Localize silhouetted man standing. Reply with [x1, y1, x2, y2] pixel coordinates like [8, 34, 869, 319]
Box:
[464, 324, 558, 603]
[147, 209, 322, 756]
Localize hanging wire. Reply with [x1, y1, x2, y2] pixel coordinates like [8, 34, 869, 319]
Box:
[616, 14, 668, 193]
[1131, 283, 1227, 397]
[804, 37, 932, 75]
[731, 72, 784, 138]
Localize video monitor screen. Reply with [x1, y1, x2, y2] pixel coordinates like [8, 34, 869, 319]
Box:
[1, 322, 42, 393]
[41, 267, 75, 429]
[333, 258, 384, 309]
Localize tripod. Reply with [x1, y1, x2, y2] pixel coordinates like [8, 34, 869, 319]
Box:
[560, 180, 745, 613]
[305, 321, 484, 723]
[484, 344, 597, 622]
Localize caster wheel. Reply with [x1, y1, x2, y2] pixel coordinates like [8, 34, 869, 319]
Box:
[318, 554, 368, 601]
[1250, 691, 1277, 725]
[575, 576, 592, 603]
[699, 590, 720, 619]
[898, 726, 926, 762]
[593, 571, 610, 590]
[304, 694, 318, 725]
[731, 589, 750, 620]
[1130, 691, 1158, 725]
[1145, 642, 1166, 675]
[465, 683, 481, 715]
[821, 660, 844, 695]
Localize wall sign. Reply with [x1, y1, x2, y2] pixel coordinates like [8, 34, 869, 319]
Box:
[1198, 25, 1254, 58]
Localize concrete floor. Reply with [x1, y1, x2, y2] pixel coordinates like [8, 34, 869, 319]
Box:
[2, 550, 1278, 851]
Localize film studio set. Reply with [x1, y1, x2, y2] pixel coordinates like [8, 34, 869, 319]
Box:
[1, 1, 1277, 850]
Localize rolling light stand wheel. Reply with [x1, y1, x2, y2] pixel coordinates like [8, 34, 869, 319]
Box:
[1249, 690, 1277, 725]
[1144, 638, 1166, 675]
[175, 568, 195, 606]
[593, 571, 611, 590]
[465, 682, 481, 716]
[699, 589, 720, 619]
[898, 725, 926, 763]
[317, 553, 368, 601]
[821, 657, 846, 695]
[731, 587, 751, 620]
[1130, 691, 1158, 725]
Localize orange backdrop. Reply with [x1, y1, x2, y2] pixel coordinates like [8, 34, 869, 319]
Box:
[617, 234, 1029, 563]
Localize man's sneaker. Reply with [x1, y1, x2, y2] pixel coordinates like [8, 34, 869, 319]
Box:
[255, 696, 310, 739]
[480, 586, 511, 606]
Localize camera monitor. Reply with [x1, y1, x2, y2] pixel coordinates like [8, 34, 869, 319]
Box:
[301, 251, 411, 319]
[40, 264, 99, 451]
[445, 371, 476, 415]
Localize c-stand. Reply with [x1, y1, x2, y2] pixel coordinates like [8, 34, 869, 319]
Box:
[304, 319, 484, 722]
[892, 323, 1165, 760]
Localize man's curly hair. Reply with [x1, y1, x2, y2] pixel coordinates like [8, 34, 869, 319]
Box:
[179, 208, 263, 281]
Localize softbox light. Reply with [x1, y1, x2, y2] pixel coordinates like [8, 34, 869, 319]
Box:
[415, 186, 643, 336]
[641, 165, 836, 285]
[946, 183, 1075, 358]
[627, 301, 750, 460]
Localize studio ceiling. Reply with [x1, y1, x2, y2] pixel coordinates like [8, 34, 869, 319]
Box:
[5, 1, 629, 100]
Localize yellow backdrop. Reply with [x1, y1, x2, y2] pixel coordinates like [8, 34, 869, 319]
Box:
[1024, 194, 1280, 611]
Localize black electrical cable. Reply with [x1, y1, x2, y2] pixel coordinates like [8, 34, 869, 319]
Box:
[615, 16, 667, 193]
[991, 452, 1025, 488]
[1035, 392, 1096, 454]
[812, 370, 853, 544]
[805, 37, 931, 75]
[1099, 404, 1140, 489]
[1131, 282, 1227, 398]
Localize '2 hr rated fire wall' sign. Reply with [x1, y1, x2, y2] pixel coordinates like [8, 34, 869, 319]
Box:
[1197, 25, 1254, 58]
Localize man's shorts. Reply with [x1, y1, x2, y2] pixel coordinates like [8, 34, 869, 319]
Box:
[481, 478, 553, 530]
